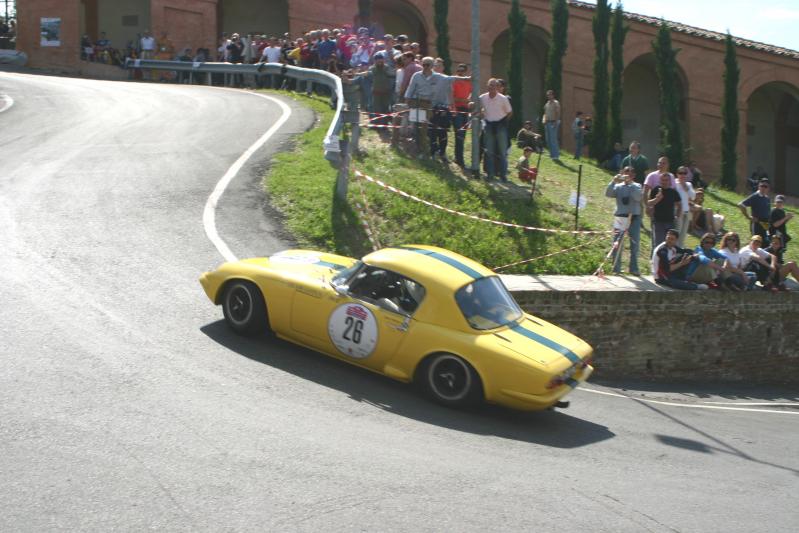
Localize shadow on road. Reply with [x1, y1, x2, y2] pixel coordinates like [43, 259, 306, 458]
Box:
[201, 320, 615, 448]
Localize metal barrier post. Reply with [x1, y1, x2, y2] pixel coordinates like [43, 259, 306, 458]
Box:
[336, 133, 350, 200]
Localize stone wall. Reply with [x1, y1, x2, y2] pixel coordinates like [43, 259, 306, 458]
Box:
[511, 290, 799, 385]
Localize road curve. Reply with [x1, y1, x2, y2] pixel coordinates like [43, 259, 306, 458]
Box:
[0, 72, 797, 532]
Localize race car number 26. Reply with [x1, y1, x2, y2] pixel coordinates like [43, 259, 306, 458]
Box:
[328, 303, 378, 359]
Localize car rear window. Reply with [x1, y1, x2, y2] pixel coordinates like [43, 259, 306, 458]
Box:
[455, 276, 523, 330]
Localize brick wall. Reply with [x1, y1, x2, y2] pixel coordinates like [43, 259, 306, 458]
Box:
[511, 290, 799, 385]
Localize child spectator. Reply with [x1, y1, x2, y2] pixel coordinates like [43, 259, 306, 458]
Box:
[517, 146, 536, 183]
[768, 194, 793, 249]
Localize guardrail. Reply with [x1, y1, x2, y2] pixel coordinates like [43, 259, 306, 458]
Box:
[124, 59, 343, 166]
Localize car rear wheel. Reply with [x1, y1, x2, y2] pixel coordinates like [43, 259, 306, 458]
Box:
[222, 280, 268, 335]
[419, 353, 483, 408]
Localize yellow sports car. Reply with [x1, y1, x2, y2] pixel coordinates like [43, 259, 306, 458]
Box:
[200, 245, 593, 411]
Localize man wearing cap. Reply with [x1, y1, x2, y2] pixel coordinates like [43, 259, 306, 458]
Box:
[739, 179, 772, 244]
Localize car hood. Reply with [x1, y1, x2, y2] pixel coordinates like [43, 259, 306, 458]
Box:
[239, 250, 356, 279]
[493, 315, 593, 369]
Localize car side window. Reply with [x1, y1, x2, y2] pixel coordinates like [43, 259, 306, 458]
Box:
[348, 266, 425, 315]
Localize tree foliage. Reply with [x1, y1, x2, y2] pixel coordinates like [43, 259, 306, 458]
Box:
[652, 21, 684, 169]
[507, 0, 527, 133]
[544, 0, 569, 112]
[609, 2, 629, 151]
[721, 33, 740, 189]
[434, 0, 452, 74]
[590, 0, 611, 160]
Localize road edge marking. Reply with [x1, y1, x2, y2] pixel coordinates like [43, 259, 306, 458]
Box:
[0, 94, 14, 113]
[203, 90, 293, 262]
[577, 387, 799, 416]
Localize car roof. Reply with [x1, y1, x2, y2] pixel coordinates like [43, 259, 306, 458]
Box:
[362, 245, 495, 292]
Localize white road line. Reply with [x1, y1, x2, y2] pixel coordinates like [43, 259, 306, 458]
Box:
[577, 387, 799, 415]
[203, 91, 292, 262]
[0, 94, 14, 113]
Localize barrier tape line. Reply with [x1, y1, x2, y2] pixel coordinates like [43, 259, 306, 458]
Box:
[358, 121, 471, 132]
[352, 170, 612, 236]
[492, 236, 609, 272]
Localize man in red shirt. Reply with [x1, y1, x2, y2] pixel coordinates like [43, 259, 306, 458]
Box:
[451, 63, 472, 168]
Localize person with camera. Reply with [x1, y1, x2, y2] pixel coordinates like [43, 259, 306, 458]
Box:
[605, 166, 643, 275]
[651, 229, 708, 290]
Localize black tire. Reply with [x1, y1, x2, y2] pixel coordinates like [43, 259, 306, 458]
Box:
[418, 353, 483, 408]
[221, 280, 268, 335]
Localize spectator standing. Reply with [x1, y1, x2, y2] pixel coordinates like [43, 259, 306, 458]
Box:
[260, 38, 284, 88]
[428, 57, 468, 162]
[605, 166, 643, 275]
[747, 165, 768, 192]
[738, 179, 772, 244]
[605, 142, 626, 172]
[479, 78, 513, 181]
[647, 172, 680, 250]
[399, 51, 421, 101]
[572, 111, 585, 160]
[644, 156, 676, 218]
[651, 229, 708, 290]
[674, 166, 697, 247]
[768, 194, 793, 249]
[620, 141, 649, 185]
[140, 29, 156, 59]
[366, 52, 395, 127]
[542, 89, 561, 161]
[451, 63, 472, 168]
[686, 160, 706, 190]
[404, 57, 439, 158]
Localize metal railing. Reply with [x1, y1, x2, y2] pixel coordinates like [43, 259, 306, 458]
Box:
[124, 59, 344, 166]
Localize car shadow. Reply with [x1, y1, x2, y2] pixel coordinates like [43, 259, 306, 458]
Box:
[201, 320, 615, 448]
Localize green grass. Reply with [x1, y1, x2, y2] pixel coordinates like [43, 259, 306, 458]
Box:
[264, 91, 798, 274]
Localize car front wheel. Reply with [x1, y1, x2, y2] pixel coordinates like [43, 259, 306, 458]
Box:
[419, 353, 483, 408]
[222, 280, 268, 335]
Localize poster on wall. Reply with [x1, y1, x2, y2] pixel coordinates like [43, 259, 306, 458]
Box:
[40, 18, 61, 47]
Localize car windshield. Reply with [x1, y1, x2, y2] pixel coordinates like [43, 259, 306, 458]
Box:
[330, 260, 363, 290]
[455, 276, 523, 330]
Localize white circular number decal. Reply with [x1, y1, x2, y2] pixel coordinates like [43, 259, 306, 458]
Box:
[328, 303, 378, 359]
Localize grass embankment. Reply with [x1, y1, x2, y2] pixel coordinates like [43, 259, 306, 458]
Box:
[265, 92, 798, 274]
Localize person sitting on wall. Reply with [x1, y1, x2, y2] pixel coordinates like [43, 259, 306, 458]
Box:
[769, 194, 793, 250]
[718, 232, 756, 290]
[689, 188, 725, 238]
[740, 235, 779, 291]
[689, 233, 728, 289]
[764, 234, 799, 291]
[651, 229, 708, 290]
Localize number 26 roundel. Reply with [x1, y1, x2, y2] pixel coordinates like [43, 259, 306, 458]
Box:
[328, 303, 379, 359]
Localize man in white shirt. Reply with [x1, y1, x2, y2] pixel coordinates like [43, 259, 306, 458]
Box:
[479, 78, 513, 181]
[740, 235, 778, 290]
[674, 165, 696, 247]
[542, 89, 561, 161]
[260, 37, 284, 89]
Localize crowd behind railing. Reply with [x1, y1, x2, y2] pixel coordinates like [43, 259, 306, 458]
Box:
[87, 23, 797, 292]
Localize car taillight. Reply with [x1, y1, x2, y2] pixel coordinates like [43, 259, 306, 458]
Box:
[546, 376, 565, 390]
[580, 358, 592, 369]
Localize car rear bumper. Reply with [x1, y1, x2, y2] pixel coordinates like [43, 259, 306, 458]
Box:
[496, 365, 594, 411]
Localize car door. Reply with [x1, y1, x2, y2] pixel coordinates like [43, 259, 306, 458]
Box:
[290, 265, 425, 373]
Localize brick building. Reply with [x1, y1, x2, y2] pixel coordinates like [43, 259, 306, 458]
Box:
[15, 0, 799, 194]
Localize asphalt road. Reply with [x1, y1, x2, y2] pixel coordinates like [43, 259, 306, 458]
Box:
[1, 71, 797, 532]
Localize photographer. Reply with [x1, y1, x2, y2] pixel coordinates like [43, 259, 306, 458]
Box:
[605, 166, 643, 275]
[651, 229, 709, 290]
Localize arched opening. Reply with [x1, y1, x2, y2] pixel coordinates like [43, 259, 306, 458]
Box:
[747, 82, 799, 195]
[220, 0, 289, 39]
[490, 25, 549, 124]
[621, 53, 688, 161]
[368, 0, 428, 52]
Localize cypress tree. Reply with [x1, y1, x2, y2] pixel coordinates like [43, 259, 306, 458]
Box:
[652, 21, 684, 169]
[590, 0, 611, 160]
[434, 0, 452, 73]
[507, 0, 527, 134]
[609, 2, 629, 152]
[721, 32, 740, 189]
[544, 0, 569, 111]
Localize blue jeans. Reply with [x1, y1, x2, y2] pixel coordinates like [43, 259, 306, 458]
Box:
[484, 120, 508, 180]
[574, 132, 583, 160]
[612, 215, 641, 274]
[545, 120, 560, 159]
[452, 110, 469, 165]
